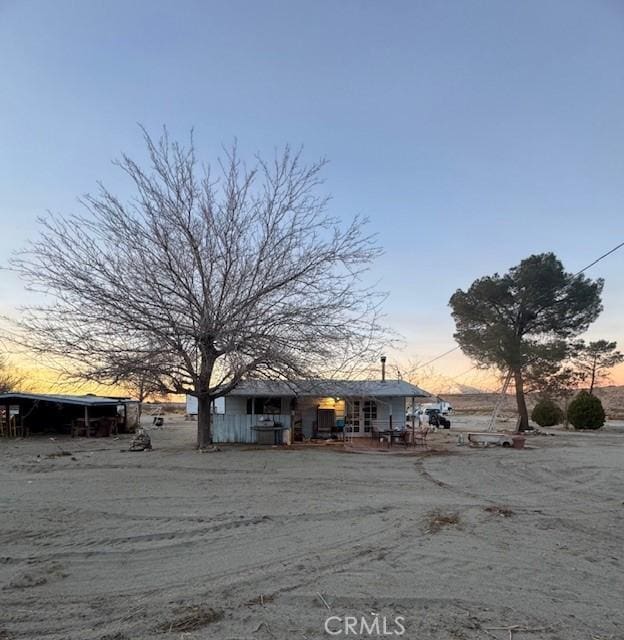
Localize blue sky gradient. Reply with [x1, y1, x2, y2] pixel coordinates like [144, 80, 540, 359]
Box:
[1, 0, 623, 388]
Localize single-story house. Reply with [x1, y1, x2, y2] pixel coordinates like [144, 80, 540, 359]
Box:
[0, 393, 140, 438]
[199, 378, 431, 444]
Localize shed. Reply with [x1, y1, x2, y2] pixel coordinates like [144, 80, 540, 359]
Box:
[0, 393, 140, 438]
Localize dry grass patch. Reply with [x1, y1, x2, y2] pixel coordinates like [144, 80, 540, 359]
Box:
[426, 511, 460, 534]
[154, 606, 223, 633]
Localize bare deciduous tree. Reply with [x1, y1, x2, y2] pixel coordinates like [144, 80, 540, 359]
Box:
[122, 371, 168, 421]
[572, 339, 624, 395]
[0, 356, 24, 393]
[8, 129, 386, 447]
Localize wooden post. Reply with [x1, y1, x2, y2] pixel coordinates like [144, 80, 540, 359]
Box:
[3, 404, 9, 437]
[411, 395, 416, 447]
[84, 405, 89, 437]
[251, 396, 255, 443]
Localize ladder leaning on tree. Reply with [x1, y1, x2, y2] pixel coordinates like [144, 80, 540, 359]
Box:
[487, 370, 513, 432]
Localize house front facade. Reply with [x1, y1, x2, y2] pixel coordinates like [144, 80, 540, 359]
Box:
[205, 379, 431, 444]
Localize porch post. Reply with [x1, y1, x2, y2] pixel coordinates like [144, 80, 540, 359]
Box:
[251, 397, 255, 443]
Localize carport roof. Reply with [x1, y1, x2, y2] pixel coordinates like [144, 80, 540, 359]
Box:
[0, 392, 129, 406]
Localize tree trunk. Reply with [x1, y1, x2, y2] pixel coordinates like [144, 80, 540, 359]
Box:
[513, 369, 529, 432]
[196, 355, 215, 449]
[589, 355, 597, 395]
[197, 394, 213, 449]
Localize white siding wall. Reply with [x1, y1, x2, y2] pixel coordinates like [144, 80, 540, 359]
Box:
[375, 400, 390, 423]
[212, 414, 291, 443]
[391, 396, 406, 428]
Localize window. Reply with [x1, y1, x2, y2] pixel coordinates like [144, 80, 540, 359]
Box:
[246, 397, 282, 415]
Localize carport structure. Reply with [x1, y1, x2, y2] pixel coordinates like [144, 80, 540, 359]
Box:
[0, 392, 138, 438]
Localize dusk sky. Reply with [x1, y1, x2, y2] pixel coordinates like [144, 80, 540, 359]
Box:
[1, 0, 623, 391]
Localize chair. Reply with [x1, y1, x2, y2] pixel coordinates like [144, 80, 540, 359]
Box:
[370, 421, 389, 447]
[411, 425, 429, 448]
[396, 430, 410, 447]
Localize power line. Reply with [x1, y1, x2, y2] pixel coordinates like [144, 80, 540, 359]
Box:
[573, 240, 624, 277]
[414, 345, 460, 370]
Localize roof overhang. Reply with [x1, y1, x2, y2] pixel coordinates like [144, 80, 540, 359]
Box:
[0, 393, 130, 407]
[224, 379, 432, 398]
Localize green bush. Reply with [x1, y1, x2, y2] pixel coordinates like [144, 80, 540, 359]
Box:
[567, 391, 605, 430]
[531, 398, 564, 427]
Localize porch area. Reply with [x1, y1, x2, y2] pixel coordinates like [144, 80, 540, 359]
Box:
[215, 389, 429, 447]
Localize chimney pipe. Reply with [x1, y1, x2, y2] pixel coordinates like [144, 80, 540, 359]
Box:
[381, 355, 386, 382]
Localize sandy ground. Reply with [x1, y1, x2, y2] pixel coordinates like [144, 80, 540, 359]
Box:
[1, 415, 623, 640]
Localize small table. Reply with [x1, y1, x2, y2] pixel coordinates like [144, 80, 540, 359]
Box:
[251, 423, 290, 445]
[375, 430, 408, 448]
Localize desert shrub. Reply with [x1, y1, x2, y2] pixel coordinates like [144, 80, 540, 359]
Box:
[531, 398, 564, 427]
[567, 391, 605, 430]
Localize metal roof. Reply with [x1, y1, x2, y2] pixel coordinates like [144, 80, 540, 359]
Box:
[0, 392, 131, 406]
[227, 379, 431, 398]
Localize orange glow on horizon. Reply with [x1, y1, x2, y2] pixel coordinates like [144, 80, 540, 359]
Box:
[4, 352, 624, 398]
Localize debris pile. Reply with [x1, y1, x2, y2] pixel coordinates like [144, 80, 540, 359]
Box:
[129, 428, 152, 451]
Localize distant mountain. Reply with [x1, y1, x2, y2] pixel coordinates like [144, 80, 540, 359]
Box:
[439, 384, 624, 419]
[431, 382, 487, 395]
